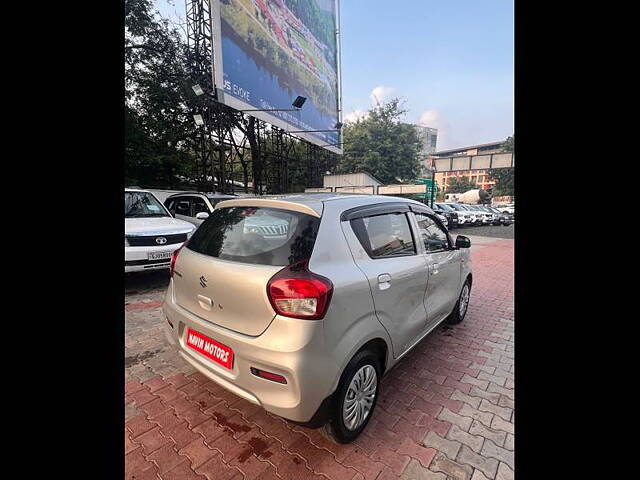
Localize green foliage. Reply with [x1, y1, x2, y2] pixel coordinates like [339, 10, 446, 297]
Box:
[487, 167, 514, 196]
[487, 135, 515, 195]
[339, 99, 423, 184]
[502, 135, 514, 152]
[125, 0, 197, 188]
[446, 177, 478, 193]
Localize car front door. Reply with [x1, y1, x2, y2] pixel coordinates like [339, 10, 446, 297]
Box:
[173, 197, 194, 225]
[342, 203, 429, 358]
[411, 208, 462, 327]
[191, 196, 211, 226]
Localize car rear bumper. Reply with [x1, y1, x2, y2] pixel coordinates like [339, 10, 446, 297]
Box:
[162, 280, 338, 423]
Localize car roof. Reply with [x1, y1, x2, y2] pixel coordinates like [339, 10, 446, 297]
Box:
[166, 191, 237, 198]
[216, 193, 429, 218]
[125, 188, 151, 193]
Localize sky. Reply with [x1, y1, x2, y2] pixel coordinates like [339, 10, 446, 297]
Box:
[155, 0, 513, 151]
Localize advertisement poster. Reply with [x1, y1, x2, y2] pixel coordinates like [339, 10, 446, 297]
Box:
[213, 0, 342, 152]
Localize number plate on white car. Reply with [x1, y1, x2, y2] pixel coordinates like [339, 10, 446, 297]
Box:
[148, 251, 172, 260]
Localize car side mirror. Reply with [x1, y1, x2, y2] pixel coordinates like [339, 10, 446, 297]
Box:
[455, 235, 471, 249]
[195, 212, 209, 220]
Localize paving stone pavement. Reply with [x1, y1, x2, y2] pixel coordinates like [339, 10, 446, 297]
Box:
[125, 236, 514, 480]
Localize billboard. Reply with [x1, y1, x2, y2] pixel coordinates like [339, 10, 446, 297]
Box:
[211, 0, 342, 153]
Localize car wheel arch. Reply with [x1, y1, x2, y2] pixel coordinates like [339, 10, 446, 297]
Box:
[330, 332, 392, 393]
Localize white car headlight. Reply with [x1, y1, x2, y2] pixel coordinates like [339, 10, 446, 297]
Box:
[187, 229, 195, 239]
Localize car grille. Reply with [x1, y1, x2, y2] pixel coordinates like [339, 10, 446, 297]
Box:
[255, 224, 288, 236]
[127, 233, 187, 246]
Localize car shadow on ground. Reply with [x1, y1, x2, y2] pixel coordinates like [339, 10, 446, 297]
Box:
[125, 269, 171, 295]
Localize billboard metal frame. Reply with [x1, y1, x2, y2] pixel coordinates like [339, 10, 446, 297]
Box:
[210, 0, 343, 155]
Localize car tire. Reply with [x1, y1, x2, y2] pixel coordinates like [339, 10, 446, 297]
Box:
[324, 350, 381, 444]
[445, 279, 471, 325]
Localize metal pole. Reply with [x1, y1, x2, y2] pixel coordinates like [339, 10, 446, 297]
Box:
[430, 168, 435, 208]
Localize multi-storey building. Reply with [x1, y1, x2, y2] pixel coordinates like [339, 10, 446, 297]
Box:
[432, 141, 506, 192]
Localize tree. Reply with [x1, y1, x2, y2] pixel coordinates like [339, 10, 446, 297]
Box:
[502, 135, 514, 152]
[125, 0, 197, 188]
[339, 99, 422, 183]
[487, 168, 514, 196]
[487, 135, 515, 196]
[446, 176, 478, 193]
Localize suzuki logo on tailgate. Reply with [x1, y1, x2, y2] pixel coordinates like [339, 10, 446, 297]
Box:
[199, 276, 207, 288]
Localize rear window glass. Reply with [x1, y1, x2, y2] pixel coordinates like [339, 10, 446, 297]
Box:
[186, 206, 320, 266]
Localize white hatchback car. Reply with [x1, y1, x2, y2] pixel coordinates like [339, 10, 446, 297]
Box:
[125, 189, 195, 273]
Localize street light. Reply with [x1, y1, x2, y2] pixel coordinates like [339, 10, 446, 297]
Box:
[239, 96, 307, 113]
[292, 96, 307, 108]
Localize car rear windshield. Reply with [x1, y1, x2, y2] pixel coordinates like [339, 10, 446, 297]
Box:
[185, 206, 321, 266]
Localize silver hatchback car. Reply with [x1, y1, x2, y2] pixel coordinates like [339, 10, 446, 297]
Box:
[162, 194, 472, 443]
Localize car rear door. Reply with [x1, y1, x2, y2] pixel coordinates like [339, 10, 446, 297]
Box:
[341, 203, 429, 358]
[411, 206, 462, 327]
[171, 196, 194, 224]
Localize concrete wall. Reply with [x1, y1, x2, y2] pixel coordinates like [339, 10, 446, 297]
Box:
[323, 172, 381, 188]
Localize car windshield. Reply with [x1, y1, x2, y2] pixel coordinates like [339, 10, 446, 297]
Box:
[125, 191, 170, 218]
[436, 203, 455, 212]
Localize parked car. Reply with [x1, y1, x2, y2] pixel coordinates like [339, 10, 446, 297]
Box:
[164, 192, 238, 227]
[495, 203, 515, 216]
[434, 212, 449, 229]
[442, 202, 476, 226]
[484, 206, 512, 226]
[125, 189, 196, 273]
[465, 205, 493, 225]
[163, 194, 473, 443]
[431, 202, 459, 229]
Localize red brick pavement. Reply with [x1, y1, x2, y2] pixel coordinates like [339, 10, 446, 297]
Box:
[125, 237, 514, 480]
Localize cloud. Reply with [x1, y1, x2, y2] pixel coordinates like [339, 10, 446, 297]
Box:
[343, 109, 369, 124]
[370, 86, 395, 106]
[417, 110, 455, 151]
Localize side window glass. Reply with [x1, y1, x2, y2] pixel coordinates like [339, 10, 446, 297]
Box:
[175, 199, 191, 216]
[165, 199, 175, 214]
[351, 212, 416, 258]
[193, 197, 209, 215]
[414, 213, 449, 252]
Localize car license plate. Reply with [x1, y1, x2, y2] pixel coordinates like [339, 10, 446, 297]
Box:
[185, 328, 234, 370]
[148, 251, 172, 260]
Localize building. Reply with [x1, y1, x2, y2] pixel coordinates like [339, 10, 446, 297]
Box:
[321, 172, 382, 194]
[412, 125, 438, 175]
[432, 141, 506, 193]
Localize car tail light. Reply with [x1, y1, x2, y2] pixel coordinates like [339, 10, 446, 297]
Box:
[250, 367, 287, 384]
[267, 260, 333, 320]
[170, 246, 183, 278]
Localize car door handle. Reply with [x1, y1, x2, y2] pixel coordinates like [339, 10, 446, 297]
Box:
[430, 263, 439, 275]
[377, 273, 392, 290]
